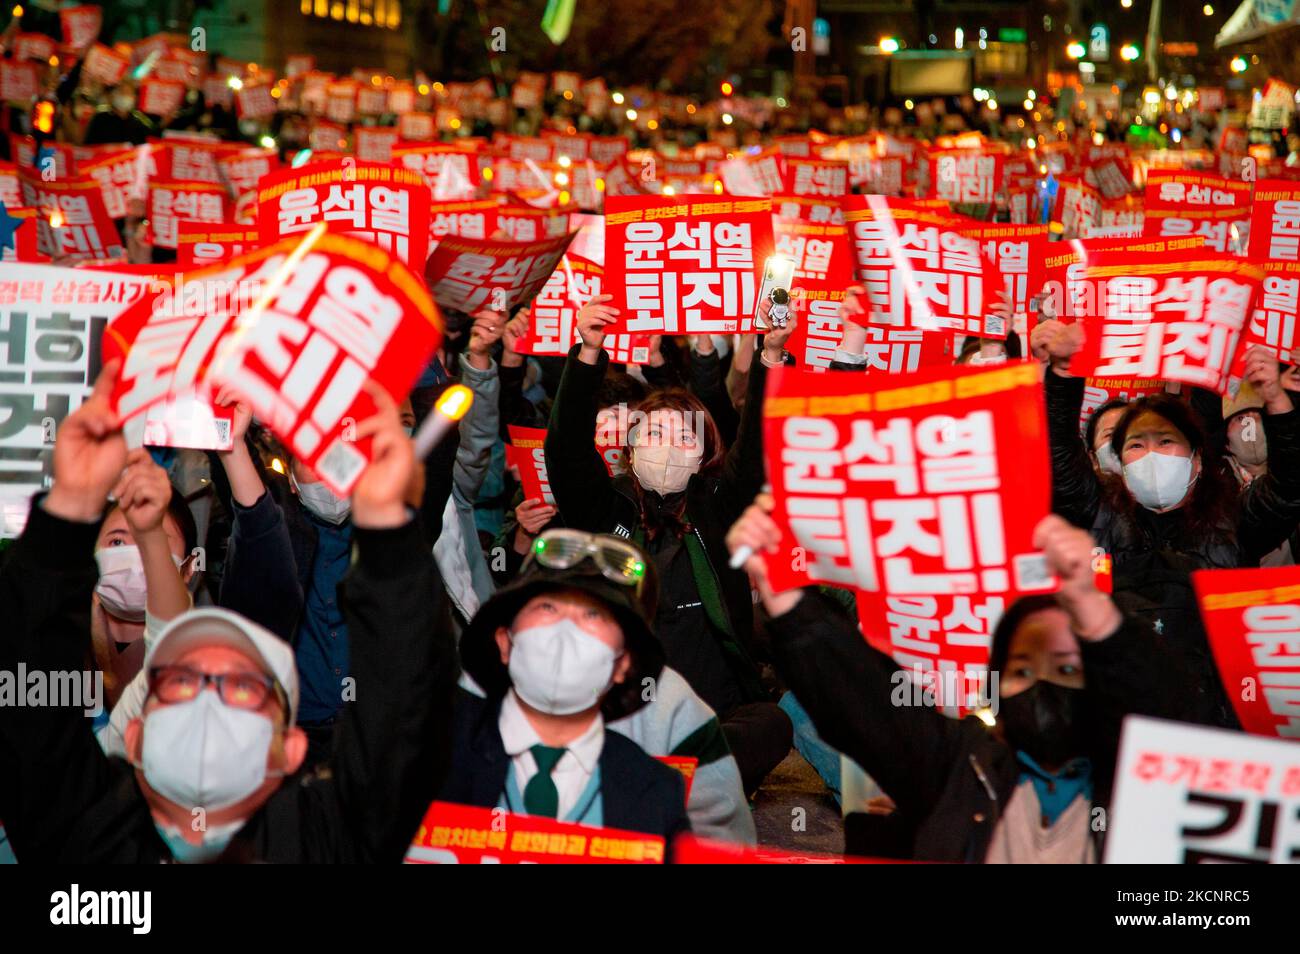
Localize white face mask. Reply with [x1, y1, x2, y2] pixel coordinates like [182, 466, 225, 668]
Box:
[1095, 442, 1123, 476]
[508, 619, 619, 716]
[95, 545, 149, 622]
[293, 474, 352, 524]
[141, 691, 275, 812]
[1123, 451, 1195, 511]
[631, 444, 701, 496]
[112, 94, 134, 113]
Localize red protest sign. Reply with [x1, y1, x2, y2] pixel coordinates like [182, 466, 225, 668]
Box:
[354, 126, 400, 164]
[102, 231, 443, 495]
[175, 221, 259, 265]
[506, 425, 555, 505]
[392, 143, 480, 201]
[0, 61, 38, 103]
[235, 84, 277, 122]
[498, 203, 574, 243]
[762, 361, 1056, 597]
[397, 112, 436, 142]
[218, 146, 279, 199]
[425, 231, 575, 314]
[1193, 567, 1300, 739]
[80, 147, 138, 220]
[1249, 180, 1300, 262]
[928, 149, 1004, 206]
[603, 194, 774, 335]
[1052, 175, 1103, 239]
[960, 223, 1050, 330]
[0, 206, 49, 262]
[783, 157, 849, 198]
[148, 180, 230, 250]
[81, 43, 130, 87]
[256, 159, 430, 270]
[1142, 170, 1252, 255]
[17, 171, 124, 261]
[138, 79, 186, 118]
[856, 589, 1004, 719]
[518, 247, 651, 365]
[843, 196, 1003, 339]
[773, 216, 855, 369]
[428, 198, 498, 247]
[60, 4, 102, 50]
[656, 756, 697, 802]
[13, 32, 56, 63]
[405, 801, 665, 864]
[1239, 261, 1300, 370]
[1070, 245, 1264, 393]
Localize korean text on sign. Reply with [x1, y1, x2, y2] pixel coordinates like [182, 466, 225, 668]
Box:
[602, 195, 774, 335]
[761, 360, 1056, 598]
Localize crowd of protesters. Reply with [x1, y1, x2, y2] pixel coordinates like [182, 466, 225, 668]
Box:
[2, 19, 1300, 867]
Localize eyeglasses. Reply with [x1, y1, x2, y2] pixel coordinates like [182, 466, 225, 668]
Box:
[530, 529, 647, 591]
[148, 665, 283, 713]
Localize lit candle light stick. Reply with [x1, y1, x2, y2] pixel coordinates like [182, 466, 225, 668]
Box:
[413, 383, 473, 459]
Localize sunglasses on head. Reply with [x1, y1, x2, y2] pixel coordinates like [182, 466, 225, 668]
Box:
[528, 529, 648, 595]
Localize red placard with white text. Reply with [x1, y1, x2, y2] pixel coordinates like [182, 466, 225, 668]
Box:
[60, 4, 102, 50]
[424, 231, 575, 314]
[1070, 246, 1263, 393]
[80, 148, 138, 220]
[1142, 170, 1252, 255]
[762, 361, 1056, 598]
[148, 180, 230, 250]
[235, 84, 277, 122]
[81, 43, 131, 87]
[404, 801, 664, 865]
[603, 194, 773, 335]
[256, 160, 430, 270]
[17, 171, 124, 261]
[843, 196, 1003, 339]
[218, 147, 279, 200]
[175, 221, 260, 265]
[1249, 180, 1300, 263]
[0, 61, 38, 104]
[773, 217, 855, 369]
[428, 198, 498, 246]
[1192, 567, 1300, 739]
[354, 127, 400, 165]
[102, 232, 443, 495]
[12, 33, 56, 64]
[392, 143, 480, 201]
[137, 79, 186, 118]
[928, 150, 1004, 206]
[506, 425, 555, 505]
[518, 252, 651, 365]
[1105, 716, 1300, 863]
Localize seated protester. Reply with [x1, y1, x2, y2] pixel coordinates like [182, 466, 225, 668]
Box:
[0, 369, 457, 863]
[90, 449, 198, 713]
[442, 529, 690, 841]
[545, 293, 795, 796]
[726, 499, 1190, 863]
[1034, 323, 1300, 725]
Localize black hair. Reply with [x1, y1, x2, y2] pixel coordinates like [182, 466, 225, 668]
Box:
[1106, 392, 1237, 532]
[1083, 396, 1130, 454]
[988, 594, 1066, 678]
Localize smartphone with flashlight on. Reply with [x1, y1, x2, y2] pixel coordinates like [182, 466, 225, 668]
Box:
[754, 255, 797, 331]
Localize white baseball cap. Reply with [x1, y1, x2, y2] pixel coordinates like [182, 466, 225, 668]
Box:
[143, 608, 300, 725]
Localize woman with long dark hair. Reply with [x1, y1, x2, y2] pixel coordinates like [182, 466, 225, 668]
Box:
[1034, 321, 1300, 725]
[544, 294, 795, 795]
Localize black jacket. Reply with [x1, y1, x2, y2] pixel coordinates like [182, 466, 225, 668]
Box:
[0, 502, 457, 863]
[439, 689, 690, 843]
[1045, 370, 1300, 724]
[768, 590, 1190, 863]
[544, 343, 770, 702]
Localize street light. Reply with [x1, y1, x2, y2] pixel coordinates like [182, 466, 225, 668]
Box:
[1230, 56, 1248, 73]
[1120, 44, 1141, 62]
[880, 37, 900, 54]
[1066, 42, 1086, 60]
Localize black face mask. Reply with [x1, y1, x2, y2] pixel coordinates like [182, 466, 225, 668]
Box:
[998, 681, 1088, 768]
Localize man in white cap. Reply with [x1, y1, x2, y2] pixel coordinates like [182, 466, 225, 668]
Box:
[0, 367, 458, 863]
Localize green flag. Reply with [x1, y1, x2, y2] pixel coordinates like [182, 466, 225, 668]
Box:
[541, 0, 576, 45]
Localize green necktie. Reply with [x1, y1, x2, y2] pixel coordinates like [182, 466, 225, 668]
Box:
[522, 744, 566, 818]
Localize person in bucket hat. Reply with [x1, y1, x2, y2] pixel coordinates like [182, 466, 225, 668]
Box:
[439, 528, 690, 841]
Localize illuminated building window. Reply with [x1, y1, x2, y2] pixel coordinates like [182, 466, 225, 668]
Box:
[305, 0, 399, 28]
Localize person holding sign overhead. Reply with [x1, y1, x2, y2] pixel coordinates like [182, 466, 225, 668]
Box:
[544, 293, 796, 796]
